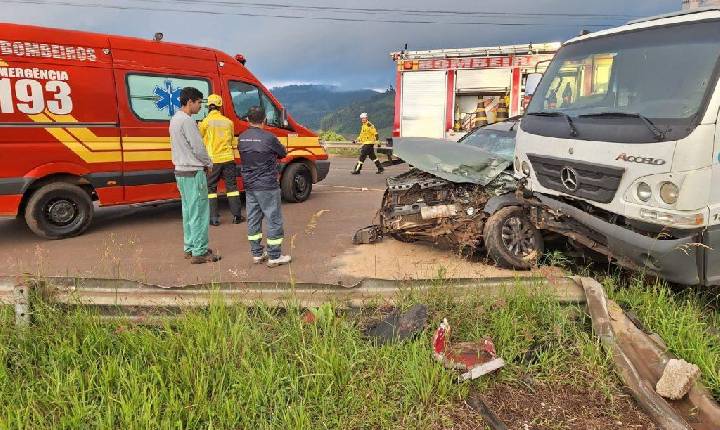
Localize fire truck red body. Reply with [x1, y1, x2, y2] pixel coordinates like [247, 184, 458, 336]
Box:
[390, 43, 560, 140]
[0, 23, 329, 238]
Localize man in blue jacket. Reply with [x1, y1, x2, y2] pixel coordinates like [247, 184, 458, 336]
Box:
[238, 106, 291, 267]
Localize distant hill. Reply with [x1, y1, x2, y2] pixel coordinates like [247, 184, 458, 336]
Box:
[270, 85, 379, 131]
[319, 90, 395, 140]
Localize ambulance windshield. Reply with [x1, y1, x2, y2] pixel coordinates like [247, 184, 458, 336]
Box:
[527, 20, 720, 122]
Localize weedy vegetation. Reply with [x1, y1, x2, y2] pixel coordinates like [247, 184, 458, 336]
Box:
[604, 274, 720, 400]
[0, 279, 627, 430]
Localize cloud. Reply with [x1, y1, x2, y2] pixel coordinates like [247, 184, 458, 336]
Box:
[4, 0, 681, 89]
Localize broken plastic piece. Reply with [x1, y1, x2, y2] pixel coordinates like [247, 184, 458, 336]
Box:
[353, 225, 383, 245]
[432, 318, 505, 381]
[365, 304, 428, 345]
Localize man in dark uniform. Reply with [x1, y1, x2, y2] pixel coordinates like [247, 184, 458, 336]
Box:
[238, 106, 291, 267]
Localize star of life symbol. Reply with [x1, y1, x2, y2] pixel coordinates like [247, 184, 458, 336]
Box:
[153, 79, 182, 116]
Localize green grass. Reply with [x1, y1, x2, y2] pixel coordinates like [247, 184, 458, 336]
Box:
[604, 275, 720, 399]
[0, 281, 619, 430]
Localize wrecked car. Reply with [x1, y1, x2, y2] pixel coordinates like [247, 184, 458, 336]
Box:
[354, 120, 544, 269]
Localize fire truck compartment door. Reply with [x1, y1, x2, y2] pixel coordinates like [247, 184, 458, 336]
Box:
[401, 71, 446, 138]
[456, 69, 511, 94]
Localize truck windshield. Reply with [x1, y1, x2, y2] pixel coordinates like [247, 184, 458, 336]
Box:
[527, 20, 720, 123]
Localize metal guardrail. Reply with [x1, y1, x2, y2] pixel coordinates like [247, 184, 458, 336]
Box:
[6, 276, 720, 427]
[0, 275, 586, 325]
[320, 141, 358, 149]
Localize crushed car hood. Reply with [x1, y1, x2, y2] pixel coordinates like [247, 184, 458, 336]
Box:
[393, 138, 512, 185]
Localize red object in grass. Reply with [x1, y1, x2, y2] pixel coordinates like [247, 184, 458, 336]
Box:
[432, 318, 505, 381]
[301, 310, 316, 324]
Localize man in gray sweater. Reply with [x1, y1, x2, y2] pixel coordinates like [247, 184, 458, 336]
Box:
[170, 87, 221, 264]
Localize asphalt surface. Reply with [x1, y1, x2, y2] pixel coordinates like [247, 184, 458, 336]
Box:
[0, 157, 401, 286]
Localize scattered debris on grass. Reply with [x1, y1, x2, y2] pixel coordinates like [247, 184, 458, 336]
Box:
[431, 318, 505, 381]
[301, 303, 335, 325]
[364, 303, 428, 345]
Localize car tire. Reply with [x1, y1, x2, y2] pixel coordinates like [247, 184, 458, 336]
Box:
[483, 206, 543, 270]
[281, 163, 312, 203]
[24, 182, 94, 240]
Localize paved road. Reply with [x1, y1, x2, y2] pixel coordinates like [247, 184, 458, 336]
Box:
[0, 157, 404, 286]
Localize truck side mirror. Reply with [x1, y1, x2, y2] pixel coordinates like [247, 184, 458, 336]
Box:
[281, 108, 289, 127]
[525, 73, 543, 97]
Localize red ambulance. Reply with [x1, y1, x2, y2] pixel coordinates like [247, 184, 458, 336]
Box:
[0, 23, 329, 239]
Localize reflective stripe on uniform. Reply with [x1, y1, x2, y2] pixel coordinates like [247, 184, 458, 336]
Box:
[227, 191, 240, 197]
[248, 233, 263, 241]
[267, 237, 283, 246]
[208, 193, 218, 199]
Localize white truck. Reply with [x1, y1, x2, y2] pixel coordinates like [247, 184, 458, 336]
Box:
[485, 8, 720, 285]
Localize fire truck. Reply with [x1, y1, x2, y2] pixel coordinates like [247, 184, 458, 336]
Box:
[390, 43, 560, 140]
[0, 23, 329, 239]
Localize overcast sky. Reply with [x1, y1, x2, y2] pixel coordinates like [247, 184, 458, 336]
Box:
[6, 0, 680, 90]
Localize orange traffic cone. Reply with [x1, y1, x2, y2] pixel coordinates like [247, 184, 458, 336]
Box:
[472, 102, 488, 127]
[496, 98, 509, 122]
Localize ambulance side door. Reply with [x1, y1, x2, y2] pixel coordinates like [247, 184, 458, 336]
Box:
[110, 39, 217, 203]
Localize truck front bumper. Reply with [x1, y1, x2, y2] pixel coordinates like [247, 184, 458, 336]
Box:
[532, 194, 704, 286]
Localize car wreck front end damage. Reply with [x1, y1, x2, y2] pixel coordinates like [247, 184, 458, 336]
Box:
[354, 133, 543, 268]
[515, 187, 708, 286]
[376, 169, 516, 249]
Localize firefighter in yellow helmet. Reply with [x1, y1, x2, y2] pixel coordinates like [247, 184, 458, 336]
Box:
[351, 112, 383, 174]
[199, 94, 244, 225]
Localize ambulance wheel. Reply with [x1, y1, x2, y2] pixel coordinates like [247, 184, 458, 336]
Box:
[25, 183, 94, 239]
[483, 206, 543, 270]
[281, 163, 312, 203]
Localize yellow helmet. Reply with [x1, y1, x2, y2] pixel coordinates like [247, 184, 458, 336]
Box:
[207, 93, 223, 107]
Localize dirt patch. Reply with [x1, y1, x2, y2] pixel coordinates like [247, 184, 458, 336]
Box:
[334, 238, 564, 280]
[444, 382, 656, 430]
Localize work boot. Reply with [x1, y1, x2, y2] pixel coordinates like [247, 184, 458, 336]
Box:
[232, 215, 245, 224]
[253, 252, 269, 264]
[185, 248, 212, 259]
[267, 255, 292, 267]
[351, 161, 363, 175]
[374, 160, 384, 174]
[210, 216, 220, 226]
[190, 250, 221, 264]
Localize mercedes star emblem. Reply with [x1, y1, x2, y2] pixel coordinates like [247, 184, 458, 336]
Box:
[560, 167, 578, 191]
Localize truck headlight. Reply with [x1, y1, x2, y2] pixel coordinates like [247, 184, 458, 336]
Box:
[636, 182, 652, 202]
[514, 157, 520, 173]
[521, 161, 531, 176]
[659, 182, 679, 205]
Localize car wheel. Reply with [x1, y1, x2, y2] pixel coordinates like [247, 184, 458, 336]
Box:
[24, 182, 94, 239]
[483, 206, 543, 269]
[281, 163, 312, 203]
